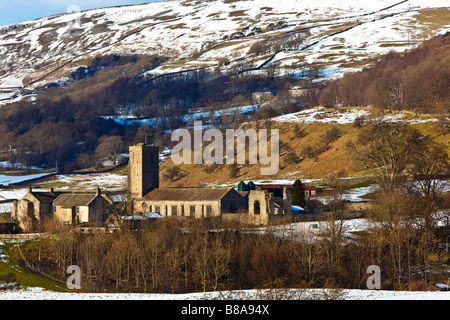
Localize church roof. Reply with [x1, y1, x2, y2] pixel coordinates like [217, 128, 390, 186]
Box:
[142, 188, 236, 202]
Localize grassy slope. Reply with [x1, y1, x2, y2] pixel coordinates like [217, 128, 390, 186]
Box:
[159, 108, 450, 188]
[0, 240, 68, 292]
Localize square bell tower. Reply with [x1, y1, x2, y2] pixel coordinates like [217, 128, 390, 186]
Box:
[128, 143, 159, 201]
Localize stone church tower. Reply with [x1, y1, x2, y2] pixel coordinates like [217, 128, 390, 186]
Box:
[127, 143, 159, 213]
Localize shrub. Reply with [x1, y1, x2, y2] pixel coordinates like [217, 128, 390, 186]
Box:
[321, 127, 342, 146]
[353, 115, 366, 128]
[284, 152, 299, 165]
[302, 145, 317, 159]
[163, 166, 181, 181]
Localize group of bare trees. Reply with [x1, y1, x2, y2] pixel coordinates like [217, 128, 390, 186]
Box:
[348, 120, 449, 289]
[318, 33, 449, 114]
[24, 186, 449, 295]
[349, 121, 449, 195]
[30, 218, 373, 293]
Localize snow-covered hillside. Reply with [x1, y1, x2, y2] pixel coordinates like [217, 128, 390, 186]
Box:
[0, 0, 448, 98]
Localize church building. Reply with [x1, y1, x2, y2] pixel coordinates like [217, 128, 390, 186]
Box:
[128, 143, 292, 225]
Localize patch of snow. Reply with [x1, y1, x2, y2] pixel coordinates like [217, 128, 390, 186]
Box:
[141, 212, 164, 219]
[0, 286, 449, 300]
[0, 161, 45, 171]
[0, 188, 28, 201]
[317, 185, 379, 204]
[0, 173, 54, 187]
[273, 107, 370, 124]
[42, 173, 127, 191]
[272, 107, 442, 125]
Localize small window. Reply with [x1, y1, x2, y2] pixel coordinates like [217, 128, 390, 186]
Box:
[190, 206, 196, 216]
[206, 205, 212, 217]
[172, 206, 178, 216]
[230, 201, 236, 213]
[254, 201, 260, 215]
[155, 206, 161, 214]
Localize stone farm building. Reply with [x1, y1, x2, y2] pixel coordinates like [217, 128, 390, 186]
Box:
[52, 188, 111, 226]
[13, 186, 114, 232]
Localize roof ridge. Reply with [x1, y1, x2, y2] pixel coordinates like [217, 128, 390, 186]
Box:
[143, 187, 236, 201]
[53, 192, 99, 207]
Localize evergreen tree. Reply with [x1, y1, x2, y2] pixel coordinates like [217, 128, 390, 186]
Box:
[292, 179, 306, 208]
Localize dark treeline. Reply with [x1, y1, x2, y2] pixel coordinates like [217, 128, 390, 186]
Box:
[318, 32, 450, 113]
[17, 210, 449, 294]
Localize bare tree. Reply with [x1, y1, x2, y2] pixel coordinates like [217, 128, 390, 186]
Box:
[409, 141, 449, 203]
[95, 135, 125, 167]
[348, 121, 422, 190]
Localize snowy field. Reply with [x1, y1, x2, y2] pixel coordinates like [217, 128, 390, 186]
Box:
[0, 172, 54, 187]
[0, 172, 55, 205]
[272, 107, 440, 125]
[0, 286, 449, 300]
[0, 172, 127, 203]
[34, 173, 127, 191]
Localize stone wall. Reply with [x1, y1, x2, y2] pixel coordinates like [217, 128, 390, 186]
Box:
[248, 190, 273, 225]
[134, 199, 222, 219]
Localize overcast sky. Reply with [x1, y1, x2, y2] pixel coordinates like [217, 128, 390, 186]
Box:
[0, 0, 161, 27]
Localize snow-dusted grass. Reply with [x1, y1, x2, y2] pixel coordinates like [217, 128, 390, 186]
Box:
[2, 215, 448, 300]
[0, 172, 56, 201]
[272, 106, 442, 125]
[1, 286, 449, 300]
[317, 185, 378, 204]
[38, 172, 127, 191]
[273, 107, 370, 124]
[0, 171, 127, 202]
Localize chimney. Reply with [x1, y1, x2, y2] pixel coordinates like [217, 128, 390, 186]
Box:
[27, 186, 32, 193]
[96, 186, 101, 196]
